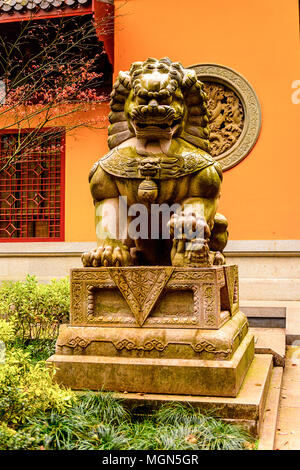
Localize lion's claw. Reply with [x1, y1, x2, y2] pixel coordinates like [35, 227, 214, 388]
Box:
[82, 244, 132, 267]
[168, 212, 210, 240]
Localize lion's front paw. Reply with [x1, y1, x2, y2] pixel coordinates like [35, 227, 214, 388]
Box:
[168, 212, 212, 267]
[81, 244, 133, 267]
[212, 251, 226, 265]
[170, 238, 211, 267]
[168, 212, 210, 241]
[184, 238, 211, 266]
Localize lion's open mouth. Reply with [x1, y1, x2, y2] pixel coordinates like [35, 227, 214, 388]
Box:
[136, 122, 170, 130]
[135, 117, 181, 130]
[132, 117, 181, 140]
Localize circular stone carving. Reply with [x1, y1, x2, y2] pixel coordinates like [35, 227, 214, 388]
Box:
[188, 63, 261, 171]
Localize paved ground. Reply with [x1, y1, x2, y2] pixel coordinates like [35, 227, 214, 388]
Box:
[274, 346, 300, 450]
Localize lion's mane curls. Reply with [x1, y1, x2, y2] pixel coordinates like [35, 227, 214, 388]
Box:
[108, 57, 210, 152]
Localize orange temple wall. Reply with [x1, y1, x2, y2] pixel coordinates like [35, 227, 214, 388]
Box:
[65, 0, 300, 242]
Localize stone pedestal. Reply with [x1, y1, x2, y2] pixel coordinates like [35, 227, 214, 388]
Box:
[48, 265, 256, 397]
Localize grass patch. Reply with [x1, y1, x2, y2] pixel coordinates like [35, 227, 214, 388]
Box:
[0, 317, 255, 450]
[0, 390, 254, 450]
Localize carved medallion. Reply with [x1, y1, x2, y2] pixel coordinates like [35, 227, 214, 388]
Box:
[188, 63, 261, 171]
[203, 82, 244, 157]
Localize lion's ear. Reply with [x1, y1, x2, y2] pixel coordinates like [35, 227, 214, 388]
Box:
[129, 61, 143, 75]
[180, 69, 211, 153]
[118, 71, 132, 90]
[108, 70, 133, 149]
[182, 69, 197, 89]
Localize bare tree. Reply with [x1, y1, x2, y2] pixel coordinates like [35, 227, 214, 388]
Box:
[0, 13, 113, 171]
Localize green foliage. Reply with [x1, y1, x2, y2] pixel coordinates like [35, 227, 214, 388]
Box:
[0, 317, 253, 451]
[123, 421, 200, 450]
[0, 319, 15, 345]
[0, 422, 41, 450]
[0, 348, 73, 427]
[24, 410, 87, 450]
[13, 338, 57, 363]
[121, 421, 160, 450]
[155, 401, 207, 426]
[153, 402, 252, 450]
[74, 391, 130, 425]
[0, 275, 70, 341]
[4, 393, 252, 451]
[19, 392, 131, 450]
[78, 424, 129, 450]
[0, 422, 16, 449]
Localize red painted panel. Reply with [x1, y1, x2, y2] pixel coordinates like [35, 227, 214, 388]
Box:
[93, 0, 114, 68]
[0, 128, 65, 242]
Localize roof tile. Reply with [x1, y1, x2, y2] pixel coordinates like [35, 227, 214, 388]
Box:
[0, 0, 90, 14]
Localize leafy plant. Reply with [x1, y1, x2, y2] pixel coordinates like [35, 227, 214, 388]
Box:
[0, 316, 253, 451]
[153, 402, 252, 450]
[22, 392, 130, 450]
[0, 347, 73, 427]
[25, 410, 86, 450]
[0, 319, 15, 345]
[77, 424, 129, 451]
[0, 275, 70, 341]
[0, 386, 253, 450]
[0, 422, 41, 450]
[121, 420, 160, 450]
[155, 401, 207, 426]
[18, 339, 57, 363]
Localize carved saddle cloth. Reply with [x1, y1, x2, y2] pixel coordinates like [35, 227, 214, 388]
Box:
[93, 146, 216, 181]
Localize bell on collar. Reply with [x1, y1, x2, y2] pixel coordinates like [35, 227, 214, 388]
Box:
[137, 177, 158, 204]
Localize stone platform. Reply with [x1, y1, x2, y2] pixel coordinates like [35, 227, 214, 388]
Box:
[47, 265, 279, 436]
[48, 265, 256, 398]
[48, 331, 254, 397]
[113, 354, 274, 437]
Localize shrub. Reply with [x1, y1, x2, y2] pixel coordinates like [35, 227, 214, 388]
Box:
[0, 319, 15, 345]
[0, 347, 74, 427]
[0, 422, 41, 450]
[19, 339, 57, 363]
[0, 275, 70, 341]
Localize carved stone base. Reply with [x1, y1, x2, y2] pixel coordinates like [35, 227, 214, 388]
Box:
[70, 265, 239, 329]
[48, 265, 255, 397]
[48, 331, 253, 397]
[54, 310, 249, 361]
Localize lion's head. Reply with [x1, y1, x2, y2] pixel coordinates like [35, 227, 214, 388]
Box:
[108, 57, 210, 153]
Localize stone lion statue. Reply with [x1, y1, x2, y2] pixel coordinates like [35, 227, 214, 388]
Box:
[82, 57, 228, 267]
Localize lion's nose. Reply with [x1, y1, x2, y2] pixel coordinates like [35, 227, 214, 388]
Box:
[148, 99, 158, 108]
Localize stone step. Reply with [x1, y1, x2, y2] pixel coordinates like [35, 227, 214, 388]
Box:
[274, 346, 300, 450]
[241, 300, 300, 346]
[249, 327, 286, 366]
[114, 354, 273, 437]
[257, 367, 284, 450]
